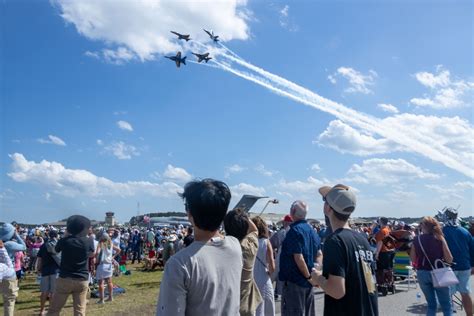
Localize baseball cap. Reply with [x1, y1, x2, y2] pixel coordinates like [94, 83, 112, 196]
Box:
[318, 184, 356, 215]
[283, 215, 293, 222]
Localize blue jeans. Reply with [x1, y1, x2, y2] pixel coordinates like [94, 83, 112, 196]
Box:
[417, 270, 452, 316]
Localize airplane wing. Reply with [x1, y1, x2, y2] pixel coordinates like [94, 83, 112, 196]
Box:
[170, 31, 179, 36]
[203, 29, 211, 36]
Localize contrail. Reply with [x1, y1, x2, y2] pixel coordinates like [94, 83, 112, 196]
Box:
[190, 42, 473, 178]
[217, 52, 470, 176]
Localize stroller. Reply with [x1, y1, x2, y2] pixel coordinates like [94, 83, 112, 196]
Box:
[376, 230, 413, 296]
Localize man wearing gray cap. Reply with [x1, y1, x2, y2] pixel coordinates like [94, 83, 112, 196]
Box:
[311, 184, 378, 316]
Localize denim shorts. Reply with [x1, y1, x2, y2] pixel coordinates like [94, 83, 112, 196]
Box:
[450, 269, 471, 294]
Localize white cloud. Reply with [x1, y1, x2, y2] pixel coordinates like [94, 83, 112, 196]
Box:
[277, 176, 324, 194]
[45, 192, 51, 201]
[310, 164, 321, 173]
[346, 158, 440, 185]
[225, 164, 246, 177]
[329, 67, 377, 94]
[410, 66, 474, 109]
[163, 164, 192, 183]
[425, 184, 465, 200]
[104, 141, 139, 160]
[280, 5, 289, 17]
[377, 103, 399, 114]
[315, 120, 403, 156]
[276, 191, 293, 198]
[454, 181, 474, 190]
[8, 153, 182, 198]
[113, 111, 128, 115]
[84, 50, 99, 59]
[315, 115, 474, 175]
[386, 190, 416, 201]
[96, 139, 103, 146]
[278, 5, 298, 31]
[37, 135, 67, 146]
[231, 183, 266, 197]
[415, 66, 451, 88]
[53, 0, 251, 62]
[255, 164, 274, 177]
[117, 120, 133, 132]
[383, 114, 474, 170]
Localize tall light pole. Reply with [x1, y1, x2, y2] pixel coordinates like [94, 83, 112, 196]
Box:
[259, 199, 279, 216]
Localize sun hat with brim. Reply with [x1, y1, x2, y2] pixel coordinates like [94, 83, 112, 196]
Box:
[0, 223, 15, 242]
[318, 184, 357, 216]
[168, 234, 177, 242]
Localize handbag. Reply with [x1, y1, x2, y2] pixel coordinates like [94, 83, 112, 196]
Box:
[417, 236, 459, 288]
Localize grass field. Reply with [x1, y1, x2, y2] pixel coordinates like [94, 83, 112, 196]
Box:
[14, 264, 163, 316]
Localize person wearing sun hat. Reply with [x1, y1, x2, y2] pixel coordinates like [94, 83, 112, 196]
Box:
[311, 184, 378, 316]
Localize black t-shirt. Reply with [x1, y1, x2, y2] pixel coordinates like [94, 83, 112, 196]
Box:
[55, 235, 94, 280]
[37, 242, 60, 277]
[322, 228, 378, 316]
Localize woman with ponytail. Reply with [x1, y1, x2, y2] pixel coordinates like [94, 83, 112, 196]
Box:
[410, 216, 453, 316]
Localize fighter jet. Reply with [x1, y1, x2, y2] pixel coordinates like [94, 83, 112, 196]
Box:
[170, 31, 191, 41]
[203, 29, 219, 42]
[165, 52, 186, 68]
[192, 52, 212, 63]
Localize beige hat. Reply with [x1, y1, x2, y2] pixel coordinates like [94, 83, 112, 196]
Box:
[318, 184, 356, 215]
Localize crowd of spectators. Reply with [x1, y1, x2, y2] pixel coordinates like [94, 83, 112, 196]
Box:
[1, 178, 473, 316]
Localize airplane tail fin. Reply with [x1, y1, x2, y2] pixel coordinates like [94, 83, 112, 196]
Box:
[182, 57, 187, 65]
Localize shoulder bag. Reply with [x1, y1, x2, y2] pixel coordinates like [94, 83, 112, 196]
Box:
[417, 235, 458, 288]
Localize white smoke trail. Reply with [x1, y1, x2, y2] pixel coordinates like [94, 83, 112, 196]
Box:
[190, 43, 473, 178]
[218, 52, 469, 174]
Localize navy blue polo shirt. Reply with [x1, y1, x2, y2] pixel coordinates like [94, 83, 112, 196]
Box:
[279, 220, 321, 288]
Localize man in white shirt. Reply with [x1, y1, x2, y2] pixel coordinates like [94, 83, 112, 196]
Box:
[156, 179, 242, 316]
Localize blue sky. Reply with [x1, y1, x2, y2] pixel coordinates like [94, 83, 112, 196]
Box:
[1, 0, 473, 223]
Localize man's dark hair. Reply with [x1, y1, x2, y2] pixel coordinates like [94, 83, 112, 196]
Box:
[379, 217, 389, 226]
[49, 230, 58, 239]
[329, 205, 352, 222]
[180, 179, 231, 232]
[333, 210, 351, 222]
[223, 208, 249, 241]
[66, 215, 91, 237]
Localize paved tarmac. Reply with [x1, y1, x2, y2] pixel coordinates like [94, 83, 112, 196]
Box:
[275, 277, 473, 315]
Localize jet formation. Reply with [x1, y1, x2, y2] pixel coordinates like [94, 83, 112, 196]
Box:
[165, 29, 219, 68]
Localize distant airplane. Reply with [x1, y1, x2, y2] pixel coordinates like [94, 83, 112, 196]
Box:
[192, 52, 212, 63]
[203, 29, 219, 42]
[165, 52, 186, 68]
[170, 31, 191, 41]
